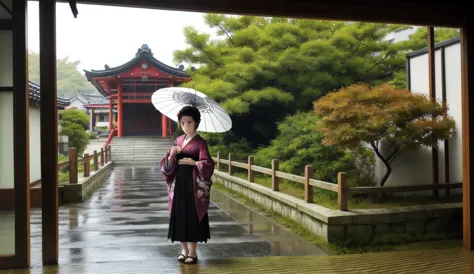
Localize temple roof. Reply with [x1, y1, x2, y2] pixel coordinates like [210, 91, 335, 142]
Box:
[29, 81, 70, 109]
[67, 92, 109, 105]
[83, 44, 191, 79]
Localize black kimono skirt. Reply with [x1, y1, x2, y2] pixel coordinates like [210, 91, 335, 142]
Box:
[168, 152, 210, 243]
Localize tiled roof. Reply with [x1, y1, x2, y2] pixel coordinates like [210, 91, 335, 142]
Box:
[84, 44, 190, 79]
[29, 81, 70, 109]
[66, 92, 109, 106]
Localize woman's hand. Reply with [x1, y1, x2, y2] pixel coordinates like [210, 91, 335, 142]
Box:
[169, 146, 180, 157]
[178, 158, 196, 166]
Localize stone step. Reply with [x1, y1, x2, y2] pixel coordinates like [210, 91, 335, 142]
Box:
[109, 137, 174, 164]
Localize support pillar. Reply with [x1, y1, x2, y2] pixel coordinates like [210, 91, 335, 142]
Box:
[462, 16, 474, 250]
[12, 0, 30, 269]
[168, 117, 172, 136]
[89, 109, 94, 131]
[162, 114, 167, 137]
[39, 0, 58, 265]
[427, 26, 439, 197]
[117, 83, 123, 137]
[108, 98, 113, 130]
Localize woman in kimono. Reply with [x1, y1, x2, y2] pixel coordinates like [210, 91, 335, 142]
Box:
[160, 106, 215, 264]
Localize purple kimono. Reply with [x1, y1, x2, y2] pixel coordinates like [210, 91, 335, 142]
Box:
[160, 134, 215, 222]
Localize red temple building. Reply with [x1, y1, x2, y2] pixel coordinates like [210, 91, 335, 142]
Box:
[83, 44, 192, 137]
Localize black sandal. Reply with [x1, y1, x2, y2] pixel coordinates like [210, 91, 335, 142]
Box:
[178, 253, 187, 263]
[184, 255, 198, 264]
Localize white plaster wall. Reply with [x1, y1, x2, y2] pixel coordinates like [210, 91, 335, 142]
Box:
[0, 19, 42, 187]
[0, 93, 14, 189]
[374, 42, 462, 191]
[67, 98, 86, 110]
[96, 121, 109, 128]
[29, 107, 42, 183]
[0, 25, 13, 189]
[445, 44, 462, 183]
[0, 100, 42, 189]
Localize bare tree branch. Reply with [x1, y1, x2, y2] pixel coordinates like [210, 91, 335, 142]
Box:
[217, 25, 234, 45]
[365, 52, 391, 72]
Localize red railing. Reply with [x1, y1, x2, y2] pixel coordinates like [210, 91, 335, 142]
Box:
[104, 128, 117, 148]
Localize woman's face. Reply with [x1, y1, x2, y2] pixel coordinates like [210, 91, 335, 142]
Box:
[180, 115, 197, 135]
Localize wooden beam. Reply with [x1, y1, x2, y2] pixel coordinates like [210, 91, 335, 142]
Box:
[12, 0, 30, 269]
[427, 26, 439, 198]
[0, 19, 12, 30]
[0, 87, 13, 92]
[440, 46, 451, 197]
[0, 256, 16, 269]
[39, 0, 59, 265]
[73, 0, 466, 27]
[108, 98, 113, 130]
[462, 15, 474, 251]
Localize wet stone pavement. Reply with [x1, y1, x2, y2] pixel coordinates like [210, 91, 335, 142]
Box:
[4, 166, 474, 273]
[22, 166, 325, 268]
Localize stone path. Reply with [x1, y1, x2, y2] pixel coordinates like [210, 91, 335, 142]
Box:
[2, 166, 474, 273]
[1, 165, 325, 269]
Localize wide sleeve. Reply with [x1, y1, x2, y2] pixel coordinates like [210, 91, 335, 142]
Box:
[160, 136, 183, 184]
[160, 150, 177, 184]
[196, 140, 215, 181]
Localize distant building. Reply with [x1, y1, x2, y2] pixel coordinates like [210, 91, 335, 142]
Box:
[83, 44, 192, 137]
[65, 92, 116, 131]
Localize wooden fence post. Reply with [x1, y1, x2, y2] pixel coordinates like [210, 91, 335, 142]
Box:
[216, 151, 220, 171]
[272, 159, 279, 191]
[94, 150, 99, 171]
[248, 156, 254, 182]
[83, 153, 90, 177]
[338, 172, 348, 211]
[104, 146, 108, 163]
[108, 146, 112, 162]
[228, 153, 233, 175]
[69, 147, 77, 184]
[304, 165, 313, 203]
[100, 148, 104, 166]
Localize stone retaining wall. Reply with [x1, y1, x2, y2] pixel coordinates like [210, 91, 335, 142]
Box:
[213, 171, 462, 244]
[62, 162, 114, 203]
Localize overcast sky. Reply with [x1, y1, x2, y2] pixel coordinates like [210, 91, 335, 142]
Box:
[25, 2, 418, 75]
[27, 2, 216, 72]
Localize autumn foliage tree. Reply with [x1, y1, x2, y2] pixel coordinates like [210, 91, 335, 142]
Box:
[314, 83, 455, 186]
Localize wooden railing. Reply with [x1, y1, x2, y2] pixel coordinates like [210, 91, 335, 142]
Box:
[58, 146, 112, 184]
[213, 152, 462, 211]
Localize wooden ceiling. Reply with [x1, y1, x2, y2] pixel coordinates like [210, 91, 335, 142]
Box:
[71, 0, 466, 27]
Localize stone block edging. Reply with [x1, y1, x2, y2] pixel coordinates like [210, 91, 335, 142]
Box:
[213, 170, 462, 244]
[62, 161, 114, 203]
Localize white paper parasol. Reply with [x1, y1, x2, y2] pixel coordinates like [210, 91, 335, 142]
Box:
[151, 87, 232, 133]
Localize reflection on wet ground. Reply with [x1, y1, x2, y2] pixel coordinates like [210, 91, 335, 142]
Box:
[3, 166, 474, 273]
[1, 165, 325, 270]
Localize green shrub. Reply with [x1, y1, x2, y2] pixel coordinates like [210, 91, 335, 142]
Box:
[255, 111, 375, 186]
[59, 109, 90, 155]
